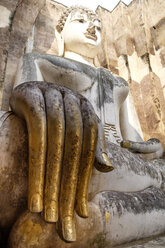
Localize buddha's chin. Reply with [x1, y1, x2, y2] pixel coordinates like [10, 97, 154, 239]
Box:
[65, 42, 99, 59]
[84, 38, 100, 47]
[85, 43, 99, 55]
[76, 47, 98, 59]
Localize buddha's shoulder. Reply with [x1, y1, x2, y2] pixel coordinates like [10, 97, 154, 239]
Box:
[23, 53, 96, 76]
[23, 53, 76, 68]
[98, 67, 128, 88]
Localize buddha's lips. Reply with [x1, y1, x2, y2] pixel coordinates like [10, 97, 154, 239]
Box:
[84, 33, 97, 41]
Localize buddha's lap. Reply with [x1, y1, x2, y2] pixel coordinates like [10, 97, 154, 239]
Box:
[0, 112, 163, 230]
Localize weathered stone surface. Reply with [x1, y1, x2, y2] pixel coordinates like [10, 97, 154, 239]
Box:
[117, 234, 165, 248]
[0, 0, 164, 148]
[32, 1, 65, 55]
[0, 112, 28, 247]
[1, 0, 45, 111]
[0, 6, 11, 28]
[130, 72, 165, 148]
[0, 112, 28, 226]
[0, 0, 19, 107]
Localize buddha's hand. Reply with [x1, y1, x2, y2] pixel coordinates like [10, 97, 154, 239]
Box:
[120, 138, 163, 159]
[10, 81, 114, 242]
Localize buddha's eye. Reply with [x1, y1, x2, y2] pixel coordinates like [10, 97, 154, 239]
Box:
[96, 26, 101, 31]
[78, 19, 85, 23]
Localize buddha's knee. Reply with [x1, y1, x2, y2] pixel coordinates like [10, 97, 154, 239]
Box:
[8, 202, 103, 248]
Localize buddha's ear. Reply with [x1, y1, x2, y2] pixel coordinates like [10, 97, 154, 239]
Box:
[55, 29, 64, 56]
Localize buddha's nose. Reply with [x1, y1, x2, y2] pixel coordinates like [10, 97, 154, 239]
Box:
[87, 22, 96, 34]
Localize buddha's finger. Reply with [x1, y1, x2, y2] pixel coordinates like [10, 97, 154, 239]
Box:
[44, 88, 65, 223]
[76, 98, 98, 218]
[10, 83, 47, 212]
[60, 93, 83, 242]
[121, 139, 163, 158]
[95, 118, 114, 172]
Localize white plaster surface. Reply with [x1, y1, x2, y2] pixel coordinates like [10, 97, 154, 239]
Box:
[106, 210, 165, 246]
[125, 93, 144, 140]
[128, 51, 149, 83]
[89, 165, 162, 199]
[150, 49, 165, 98]
[0, 6, 11, 28]
[117, 234, 165, 248]
[118, 55, 129, 82]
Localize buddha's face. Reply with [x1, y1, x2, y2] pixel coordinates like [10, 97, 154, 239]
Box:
[61, 10, 101, 58]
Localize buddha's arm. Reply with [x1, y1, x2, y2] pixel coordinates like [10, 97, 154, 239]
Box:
[15, 53, 44, 87]
[120, 99, 143, 142]
[120, 100, 163, 159]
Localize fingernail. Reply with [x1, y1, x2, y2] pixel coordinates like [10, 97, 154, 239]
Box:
[121, 141, 130, 148]
[44, 206, 58, 222]
[102, 153, 114, 168]
[62, 216, 76, 242]
[76, 199, 88, 218]
[29, 193, 43, 212]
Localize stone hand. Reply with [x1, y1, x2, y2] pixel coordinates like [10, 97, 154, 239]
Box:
[10, 81, 114, 242]
[121, 138, 163, 159]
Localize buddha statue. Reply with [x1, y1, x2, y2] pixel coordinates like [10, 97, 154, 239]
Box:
[0, 6, 164, 248]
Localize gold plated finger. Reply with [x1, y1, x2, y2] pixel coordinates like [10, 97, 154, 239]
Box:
[95, 118, 114, 172]
[44, 88, 65, 222]
[76, 99, 98, 218]
[60, 93, 83, 242]
[10, 83, 47, 212]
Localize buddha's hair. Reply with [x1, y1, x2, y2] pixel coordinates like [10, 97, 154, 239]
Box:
[56, 6, 98, 33]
